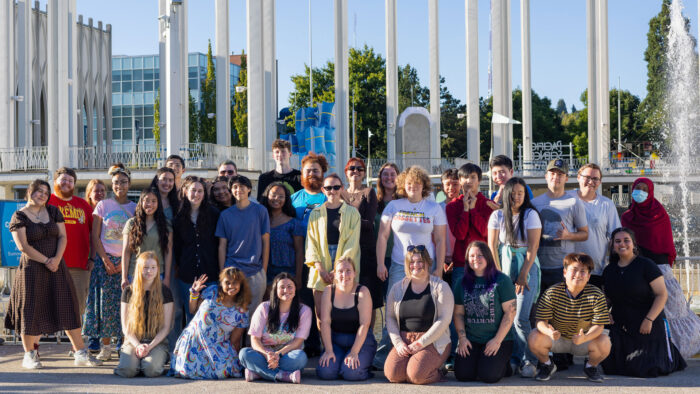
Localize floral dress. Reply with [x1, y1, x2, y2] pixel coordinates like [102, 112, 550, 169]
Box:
[170, 286, 250, 379]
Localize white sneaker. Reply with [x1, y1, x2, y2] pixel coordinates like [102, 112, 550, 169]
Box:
[95, 346, 112, 361]
[22, 350, 42, 369]
[74, 349, 103, 367]
[520, 360, 538, 378]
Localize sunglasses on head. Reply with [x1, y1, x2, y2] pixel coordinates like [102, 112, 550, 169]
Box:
[406, 245, 426, 252]
[348, 165, 365, 172]
[323, 185, 342, 191]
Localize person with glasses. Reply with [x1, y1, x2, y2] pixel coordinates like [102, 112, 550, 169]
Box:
[568, 163, 620, 288]
[218, 160, 238, 180]
[384, 245, 453, 385]
[341, 158, 382, 318]
[528, 253, 610, 383]
[306, 174, 361, 331]
[374, 165, 447, 369]
[257, 139, 303, 201]
[84, 163, 137, 362]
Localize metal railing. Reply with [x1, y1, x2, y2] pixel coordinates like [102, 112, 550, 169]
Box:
[0, 146, 48, 172]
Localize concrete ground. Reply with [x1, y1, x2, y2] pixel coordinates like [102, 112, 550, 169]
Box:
[0, 343, 699, 393]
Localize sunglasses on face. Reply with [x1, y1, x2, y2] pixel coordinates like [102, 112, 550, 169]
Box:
[348, 166, 365, 172]
[406, 244, 426, 252]
[323, 185, 342, 191]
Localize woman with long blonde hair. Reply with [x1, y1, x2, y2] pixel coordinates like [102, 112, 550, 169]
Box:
[115, 251, 174, 378]
[171, 267, 251, 379]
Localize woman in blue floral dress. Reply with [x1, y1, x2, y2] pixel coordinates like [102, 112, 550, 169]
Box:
[170, 267, 251, 379]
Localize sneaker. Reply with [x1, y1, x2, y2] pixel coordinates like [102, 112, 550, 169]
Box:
[535, 360, 557, 381]
[584, 364, 604, 383]
[245, 368, 261, 382]
[520, 361, 538, 378]
[88, 338, 101, 353]
[445, 357, 455, 372]
[275, 369, 301, 384]
[96, 346, 112, 361]
[74, 349, 103, 367]
[552, 353, 569, 371]
[22, 350, 42, 369]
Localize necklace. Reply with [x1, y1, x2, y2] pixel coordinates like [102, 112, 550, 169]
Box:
[25, 206, 46, 222]
[408, 198, 424, 212]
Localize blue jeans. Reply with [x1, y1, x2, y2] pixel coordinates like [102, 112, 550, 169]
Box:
[372, 260, 406, 368]
[511, 263, 539, 365]
[316, 331, 377, 380]
[239, 347, 308, 381]
[449, 266, 465, 358]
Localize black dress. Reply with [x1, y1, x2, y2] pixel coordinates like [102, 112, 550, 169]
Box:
[601, 256, 686, 377]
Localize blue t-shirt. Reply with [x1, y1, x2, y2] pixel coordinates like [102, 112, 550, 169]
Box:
[490, 184, 534, 201]
[215, 202, 270, 276]
[290, 189, 326, 231]
[270, 218, 305, 269]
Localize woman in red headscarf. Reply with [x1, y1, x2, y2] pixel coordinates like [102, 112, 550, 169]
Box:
[621, 177, 700, 359]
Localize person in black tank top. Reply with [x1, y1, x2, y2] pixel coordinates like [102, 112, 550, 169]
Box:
[316, 257, 377, 381]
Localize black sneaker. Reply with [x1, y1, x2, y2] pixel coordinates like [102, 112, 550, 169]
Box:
[584, 365, 604, 383]
[535, 360, 557, 381]
[552, 353, 569, 371]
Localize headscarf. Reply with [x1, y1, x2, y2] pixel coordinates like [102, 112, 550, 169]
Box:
[620, 177, 677, 265]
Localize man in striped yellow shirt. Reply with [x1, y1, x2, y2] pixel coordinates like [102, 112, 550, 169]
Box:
[528, 253, 611, 383]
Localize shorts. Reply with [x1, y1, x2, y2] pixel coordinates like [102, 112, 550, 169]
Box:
[551, 329, 610, 356]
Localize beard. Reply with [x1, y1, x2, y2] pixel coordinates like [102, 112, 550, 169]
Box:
[301, 174, 323, 192]
[53, 183, 74, 199]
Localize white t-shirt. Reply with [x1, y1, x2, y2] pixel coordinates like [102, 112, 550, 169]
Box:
[568, 190, 621, 275]
[381, 198, 447, 264]
[488, 208, 542, 248]
[532, 192, 588, 270]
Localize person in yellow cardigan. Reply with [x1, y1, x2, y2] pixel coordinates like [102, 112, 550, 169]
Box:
[306, 173, 362, 328]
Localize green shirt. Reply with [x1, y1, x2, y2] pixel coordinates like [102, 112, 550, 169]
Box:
[453, 271, 515, 344]
[123, 218, 172, 278]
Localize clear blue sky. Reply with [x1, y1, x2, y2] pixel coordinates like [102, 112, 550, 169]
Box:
[72, 0, 699, 112]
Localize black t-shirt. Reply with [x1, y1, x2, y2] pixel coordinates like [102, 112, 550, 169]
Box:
[399, 283, 435, 332]
[257, 169, 303, 201]
[326, 207, 341, 245]
[121, 286, 174, 333]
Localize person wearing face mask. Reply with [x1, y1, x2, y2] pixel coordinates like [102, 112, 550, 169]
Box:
[48, 167, 94, 319]
[621, 177, 700, 359]
[601, 228, 686, 377]
[568, 164, 620, 289]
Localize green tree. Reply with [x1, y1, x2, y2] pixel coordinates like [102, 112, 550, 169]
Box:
[438, 75, 467, 158]
[638, 0, 672, 141]
[610, 89, 642, 151]
[232, 50, 248, 146]
[555, 99, 568, 115]
[188, 93, 198, 143]
[153, 90, 161, 147]
[397, 64, 429, 114]
[198, 40, 217, 143]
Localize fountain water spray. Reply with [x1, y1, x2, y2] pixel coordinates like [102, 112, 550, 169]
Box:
[665, 0, 700, 299]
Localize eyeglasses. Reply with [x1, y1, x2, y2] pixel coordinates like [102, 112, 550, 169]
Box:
[406, 245, 426, 252]
[220, 170, 235, 175]
[348, 166, 365, 172]
[580, 175, 601, 183]
[323, 185, 342, 191]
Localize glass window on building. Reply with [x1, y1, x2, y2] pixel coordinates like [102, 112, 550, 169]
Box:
[122, 70, 132, 82]
[122, 57, 132, 69]
[112, 57, 122, 70]
[133, 56, 143, 69]
[112, 82, 120, 93]
[145, 56, 154, 69]
[144, 81, 153, 92]
[122, 82, 132, 93]
[113, 70, 121, 82]
[133, 69, 143, 81]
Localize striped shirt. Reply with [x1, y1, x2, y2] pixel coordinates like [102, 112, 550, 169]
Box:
[536, 283, 610, 339]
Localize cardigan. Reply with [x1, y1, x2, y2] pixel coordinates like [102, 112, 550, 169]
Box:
[386, 275, 454, 355]
[305, 202, 361, 291]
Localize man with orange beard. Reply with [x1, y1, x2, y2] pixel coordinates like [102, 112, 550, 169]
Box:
[289, 152, 328, 357]
[47, 167, 94, 317]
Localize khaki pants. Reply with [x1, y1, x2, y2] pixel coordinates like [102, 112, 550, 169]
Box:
[115, 341, 170, 378]
[68, 267, 91, 317]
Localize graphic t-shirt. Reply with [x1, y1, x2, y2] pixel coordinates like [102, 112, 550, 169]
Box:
[290, 189, 326, 231]
[94, 198, 136, 257]
[381, 198, 447, 264]
[532, 193, 587, 270]
[453, 272, 515, 344]
[48, 195, 93, 269]
[248, 301, 312, 351]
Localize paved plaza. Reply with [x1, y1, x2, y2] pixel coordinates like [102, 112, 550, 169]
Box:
[0, 344, 698, 393]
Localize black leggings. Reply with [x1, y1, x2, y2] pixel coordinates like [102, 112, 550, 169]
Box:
[454, 340, 513, 383]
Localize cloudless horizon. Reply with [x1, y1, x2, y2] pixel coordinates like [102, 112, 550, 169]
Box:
[69, 0, 700, 113]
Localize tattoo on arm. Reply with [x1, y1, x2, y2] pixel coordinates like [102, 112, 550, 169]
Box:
[505, 300, 516, 313]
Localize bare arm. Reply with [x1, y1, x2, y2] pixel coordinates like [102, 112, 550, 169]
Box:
[319, 286, 334, 355]
[293, 235, 305, 287]
[218, 237, 227, 271]
[375, 219, 392, 280]
[91, 214, 109, 261]
[229, 327, 245, 352]
[261, 233, 270, 272]
[647, 276, 668, 322]
[488, 227, 501, 270]
[276, 337, 305, 356]
[54, 222, 68, 262]
[432, 224, 446, 277]
[493, 299, 516, 343]
[163, 232, 173, 286]
[348, 287, 373, 356]
[11, 227, 49, 263]
[121, 236, 132, 286]
[121, 302, 141, 348]
[148, 302, 174, 348]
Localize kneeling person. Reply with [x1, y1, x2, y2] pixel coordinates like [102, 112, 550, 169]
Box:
[528, 253, 610, 383]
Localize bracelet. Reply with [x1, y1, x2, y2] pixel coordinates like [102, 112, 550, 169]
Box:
[189, 294, 200, 301]
[645, 316, 654, 322]
[44, 257, 50, 264]
[189, 288, 200, 295]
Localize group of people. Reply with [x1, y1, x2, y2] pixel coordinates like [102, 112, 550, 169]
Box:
[5, 139, 700, 385]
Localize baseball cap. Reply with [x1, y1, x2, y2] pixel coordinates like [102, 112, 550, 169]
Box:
[546, 159, 568, 174]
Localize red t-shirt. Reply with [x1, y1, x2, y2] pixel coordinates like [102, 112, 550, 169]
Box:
[48, 194, 93, 270]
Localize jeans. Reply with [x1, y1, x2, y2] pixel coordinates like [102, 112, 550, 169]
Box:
[239, 347, 308, 381]
[372, 260, 406, 368]
[511, 263, 539, 365]
[449, 266, 465, 358]
[316, 332, 377, 381]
